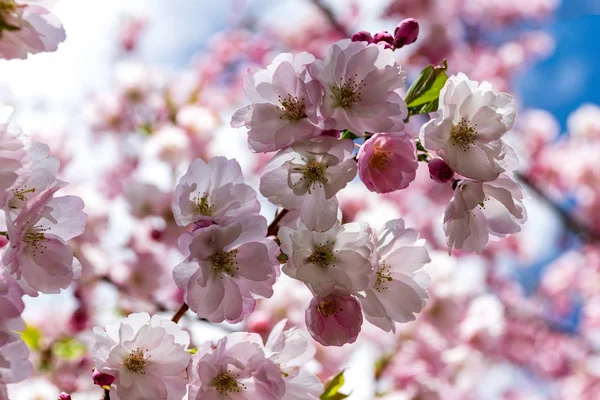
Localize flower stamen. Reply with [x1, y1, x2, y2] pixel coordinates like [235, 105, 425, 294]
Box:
[211, 250, 238, 277]
[332, 74, 364, 108]
[279, 94, 307, 121]
[451, 119, 477, 150]
[124, 348, 148, 373]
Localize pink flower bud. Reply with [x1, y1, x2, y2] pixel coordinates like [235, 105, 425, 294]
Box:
[428, 158, 454, 183]
[92, 369, 115, 387]
[58, 394, 72, 400]
[358, 132, 418, 193]
[305, 293, 363, 347]
[394, 18, 419, 48]
[351, 31, 373, 44]
[373, 31, 394, 45]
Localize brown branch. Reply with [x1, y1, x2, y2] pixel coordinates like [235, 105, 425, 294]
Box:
[517, 172, 600, 243]
[267, 208, 289, 237]
[171, 303, 189, 323]
[309, 0, 350, 37]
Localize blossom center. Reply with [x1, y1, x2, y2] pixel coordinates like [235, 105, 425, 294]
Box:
[308, 242, 336, 267]
[124, 348, 148, 373]
[213, 371, 243, 394]
[368, 146, 391, 170]
[302, 160, 327, 188]
[23, 226, 49, 255]
[9, 186, 35, 208]
[374, 263, 393, 292]
[211, 250, 238, 276]
[193, 193, 212, 216]
[450, 119, 477, 150]
[317, 299, 339, 317]
[0, 1, 20, 37]
[332, 75, 364, 108]
[279, 94, 307, 121]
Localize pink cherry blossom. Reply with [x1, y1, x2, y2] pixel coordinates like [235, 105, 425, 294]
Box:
[0, 129, 26, 210]
[444, 175, 526, 254]
[421, 73, 517, 181]
[0, 317, 32, 385]
[260, 137, 356, 231]
[172, 157, 260, 228]
[358, 132, 418, 193]
[305, 291, 363, 346]
[360, 219, 430, 332]
[231, 52, 323, 152]
[187, 332, 285, 400]
[308, 39, 408, 134]
[6, 142, 63, 215]
[0, 270, 31, 387]
[173, 216, 279, 323]
[264, 320, 323, 400]
[92, 313, 191, 400]
[0, 0, 66, 60]
[2, 183, 87, 295]
[278, 221, 373, 296]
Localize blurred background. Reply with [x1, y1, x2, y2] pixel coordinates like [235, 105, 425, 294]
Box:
[2, 0, 600, 399]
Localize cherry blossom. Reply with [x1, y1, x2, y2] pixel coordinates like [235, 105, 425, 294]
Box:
[357, 132, 418, 193]
[444, 175, 526, 254]
[305, 291, 363, 346]
[278, 221, 373, 296]
[2, 183, 87, 295]
[360, 219, 430, 332]
[0, 0, 66, 60]
[308, 39, 408, 134]
[231, 52, 323, 152]
[172, 157, 260, 229]
[92, 313, 191, 400]
[187, 332, 285, 400]
[421, 73, 517, 181]
[260, 137, 356, 231]
[6, 142, 62, 216]
[173, 216, 279, 323]
[0, 271, 31, 387]
[0, 111, 26, 209]
[264, 320, 323, 400]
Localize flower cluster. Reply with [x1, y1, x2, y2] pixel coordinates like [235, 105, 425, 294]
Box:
[172, 157, 280, 323]
[0, 106, 86, 394]
[0, 0, 569, 398]
[93, 314, 322, 400]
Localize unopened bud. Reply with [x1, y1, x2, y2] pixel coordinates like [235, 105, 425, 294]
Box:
[58, 393, 72, 400]
[373, 31, 394, 45]
[351, 31, 373, 44]
[93, 369, 115, 387]
[394, 18, 419, 48]
[428, 158, 454, 183]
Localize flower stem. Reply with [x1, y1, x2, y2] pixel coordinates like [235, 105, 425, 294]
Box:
[103, 388, 110, 400]
[267, 209, 289, 237]
[171, 303, 189, 323]
[0, 231, 6, 237]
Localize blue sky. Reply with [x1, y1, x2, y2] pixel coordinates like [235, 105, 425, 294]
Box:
[518, 0, 600, 130]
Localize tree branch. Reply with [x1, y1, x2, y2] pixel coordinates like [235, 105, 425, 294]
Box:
[267, 208, 289, 237]
[309, 0, 349, 37]
[517, 172, 600, 243]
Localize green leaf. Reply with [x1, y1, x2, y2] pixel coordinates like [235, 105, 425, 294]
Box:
[340, 130, 358, 140]
[320, 370, 350, 400]
[405, 60, 448, 115]
[20, 325, 42, 351]
[52, 337, 86, 360]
